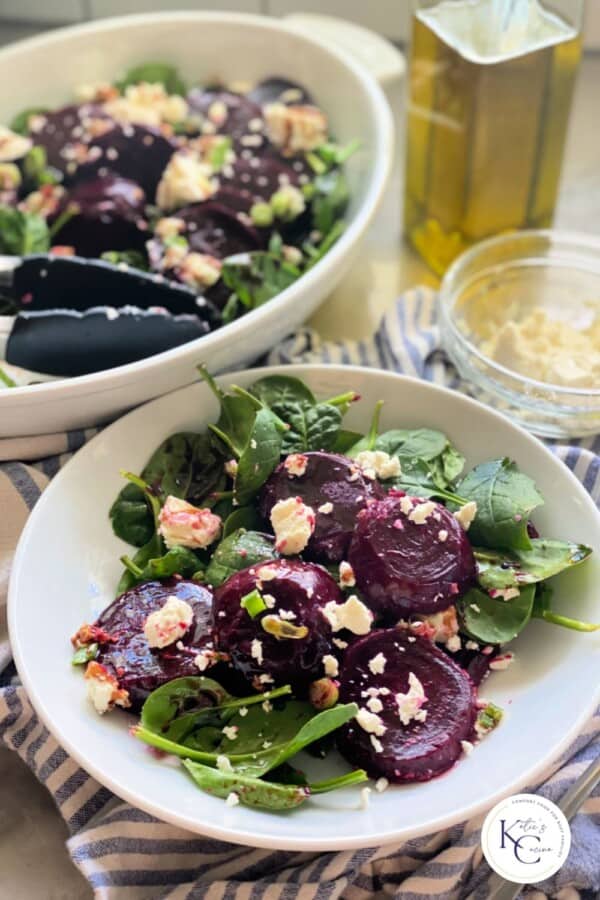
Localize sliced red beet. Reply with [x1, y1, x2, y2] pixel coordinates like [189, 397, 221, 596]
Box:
[220, 157, 300, 205]
[445, 643, 499, 687]
[92, 578, 216, 711]
[259, 452, 384, 564]
[337, 629, 478, 782]
[29, 103, 110, 176]
[247, 77, 314, 107]
[348, 493, 476, 618]
[213, 559, 340, 686]
[186, 88, 267, 150]
[176, 201, 263, 257]
[51, 175, 147, 256]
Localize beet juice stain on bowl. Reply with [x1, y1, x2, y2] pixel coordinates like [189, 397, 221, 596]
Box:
[0, 62, 360, 386]
[64, 371, 597, 815]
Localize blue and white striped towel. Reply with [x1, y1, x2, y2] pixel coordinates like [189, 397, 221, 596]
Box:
[1, 288, 599, 900]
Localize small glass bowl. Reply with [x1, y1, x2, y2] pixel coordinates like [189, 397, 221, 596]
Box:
[439, 230, 600, 439]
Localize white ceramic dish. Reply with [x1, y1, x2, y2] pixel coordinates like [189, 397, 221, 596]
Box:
[9, 365, 600, 850]
[0, 13, 394, 438]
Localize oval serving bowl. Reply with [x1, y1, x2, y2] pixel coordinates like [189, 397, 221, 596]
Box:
[9, 364, 600, 850]
[0, 13, 393, 438]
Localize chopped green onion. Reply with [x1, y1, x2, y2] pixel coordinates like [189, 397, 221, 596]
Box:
[240, 589, 267, 618]
[0, 367, 16, 388]
[476, 702, 503, 735]
[209, 136, 232, 172]
[250, 201, 274, 227]
[305, 151, 327, 175]
[72, 643, 99, 665]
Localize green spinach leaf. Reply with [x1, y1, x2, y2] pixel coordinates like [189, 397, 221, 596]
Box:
[116, 62, 186, 95]
[531, 583, 599, 633]
[235, 407, 283, 504]
[249, 375, 316, 409]
[222, 506, 264, 538]
[475, 540, 592, 592]
[205, 529, 277, 588]
[458, 585, 536, 644]
[10, 106, 48, 135]
[274, 400, 342, 453]
[457, 459, 544, 551]
[0, 205, 49, 255]
[221, 252, 300, 311]
[101, 249, 149, 270]
[311, 170, 350, 234]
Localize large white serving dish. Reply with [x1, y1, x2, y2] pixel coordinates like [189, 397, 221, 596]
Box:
[0, 13, 393, 437]
[9, 365, 600, 850]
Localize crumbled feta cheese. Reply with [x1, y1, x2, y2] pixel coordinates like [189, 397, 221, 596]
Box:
[368, 653, 387, 675]
[264, 102, 328, 154]
[225, 791, 240, 807]
[270, 496, 315, 555]
[465, 640, 479, 651]
[256, 565, 277, 581]
[356, 708, 387, 736]
[408, 501, 437, 525]
[284, 453, 308, 477]
[0, 125, 33, 162]
[251, 639, 264, 665]
[208, 100, 228, 125]
[359, 787, 372, 809]
[194, 649, 215, 672]
[216, 754, 233, 772]
[461, 740, 474, 756]
[399, 496, 413, 516]
[322, 595, 373, 635]
[84, 661, 130, 715]
[144, 595, 194, 649]
[333, 637, 348, 650]
[367, 696, 383, 714]
[413, 607, 459, 644]
[238, 707, 248, 717]
[323, 654, 339, 677]
[156, 150, 217, 211]
[489, 652, 515, 671]
[454, 501, 478, 531]
[370, 735, 383, 753]
[105, 82, 188, 127]
[338, 561, 356, 588]
[262, 740, 272, 749]
[489, 586, 521, 602]
[262, 700, 273, 713]
[395, 672, 428, 725]
[222, 725, 238, 740]
[75, 81, 118, 103]
[446, 635, 462, 653]
[470, 603, 481, 613]
[258, 674, 273, 685]
[159, 495, 221, 550]
[318, 502, 334, 514]
[154, 216, 186, 239]
[277, 607, 295, 619]
[355, 450, 402, 481]
[178, 252, 222, 289]
[438, 529, 448, 542]
[375, 777, 389, 793]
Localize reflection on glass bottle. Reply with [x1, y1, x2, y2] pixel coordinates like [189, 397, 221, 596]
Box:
[404, 0, 582, 275]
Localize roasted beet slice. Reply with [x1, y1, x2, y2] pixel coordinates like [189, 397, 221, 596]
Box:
[220, 157, 300, 204]
[348, 493, 476, 618]
[186, 88, 266, 150]
[213, 559, 341, 686]
[259, 452, 384, 564]
[446, 643, 499, 687]
[176, 201, 263, 257]
[247, 77, 313, 107]
[92, 578, 215, 711]
[29, 103, 110, 176]
[337, 629, 478, 782]
[51, 175, 148, 256]
[76, 123, 176, 198]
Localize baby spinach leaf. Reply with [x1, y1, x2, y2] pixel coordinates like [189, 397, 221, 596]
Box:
[475, 540, 592, 592]
[10, 106, 48, 135]
[116, 534, 163, 595]
[205, 529, 277, 588]
[457, 459, 544, 551]
[110, 484, 155, 548]
[249, 375, 316, 409]
[199, 367, 259, 457]
[116, 61, 186, 95]
[458, 585, 536, 645]
[332, 429, 364, 453]
[531, 583, 599, 633]
[391, 459, 467, 506]
[311, 170, 350, 234]
[235, 407, 283, 504]
[0, 205, 49, 255]
[274, 400, 342, 453]
[140, 546, 203, 584]
[101, 249, 149, 271]
[221, 252, 300, 311]
[222, 506, 264, 538]
[183, 760, 310, 809]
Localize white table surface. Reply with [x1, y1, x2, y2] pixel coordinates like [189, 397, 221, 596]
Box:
[1, 48, 599, 900]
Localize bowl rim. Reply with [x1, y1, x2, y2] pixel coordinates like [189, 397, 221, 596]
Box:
[440, 228, 600, 398]
[0, 11, 394, 404]
[8, 362, 600, 850]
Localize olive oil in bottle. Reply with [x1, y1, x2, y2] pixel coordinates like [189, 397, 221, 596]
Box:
[404, 0, 582, 274]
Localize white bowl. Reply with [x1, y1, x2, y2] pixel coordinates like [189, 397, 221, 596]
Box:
[0, 13, 393, 437]
[9, 365, 600, 850]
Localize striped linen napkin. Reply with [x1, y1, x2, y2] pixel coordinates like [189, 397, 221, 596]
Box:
[1, 287, 599, 900]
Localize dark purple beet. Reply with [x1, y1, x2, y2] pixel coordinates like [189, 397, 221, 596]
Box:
[213, 559, 341, 686]
[77, 123, 176, 198]
[92, 578, 215, 711]
[176, 201, 263, 257]
[220, 157, 300, 205]
[29, 103, 111, 176]
[446, 644, 499, 687]
[337, 629, 478, 783]
[51, 175, 148, 256]
[348, 493, 476, 618]
[186, 89, 266, 150]
[247, 77, 314, 107]
[259, 452, 384, 564]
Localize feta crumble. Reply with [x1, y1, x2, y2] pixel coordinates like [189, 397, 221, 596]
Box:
[159, 495, 221, 550]
[84, 661, 130, 715]
[251, 639, 264, 665]
[284, 453, 308, 477]
[144, 595, 194, 649]
[318, 502, 334, 515]
[356, 708, 387, 736]
[368, 652, 387, 675]
[104, 82, 188, 127]
[370, 735, 383, 753]
[395, 672, 428, 725]
[270, 496, 315, 555]
[438, 529, 448, 542]
[454, 501, 478, 531]
[359, 787, 372, 809]
[446, 635, 462, 653]
[322, 595, 373, 635]
[408, 500, 437, 525]
[338, 561, 356, 588]
[375, 777, 389, 793]
[355, 450, 402, 481]
[222, 725, 238, 740]
[323, 654, 339, 677]
[264, 102, 328, 154]
[489, 652, 515, 671]
[178, 252, 222, 289]
[216, 754, 233, 772]
[156, 150, 217, 211]
[367, 696, 383, 714]
[461, 740, 474, 756]
[225, 791, 240, 807]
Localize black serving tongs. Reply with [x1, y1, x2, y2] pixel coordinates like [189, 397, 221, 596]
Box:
[0, 254, 220, 377]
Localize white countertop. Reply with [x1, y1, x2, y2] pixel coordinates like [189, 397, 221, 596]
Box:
[2, 51, 599, 900]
